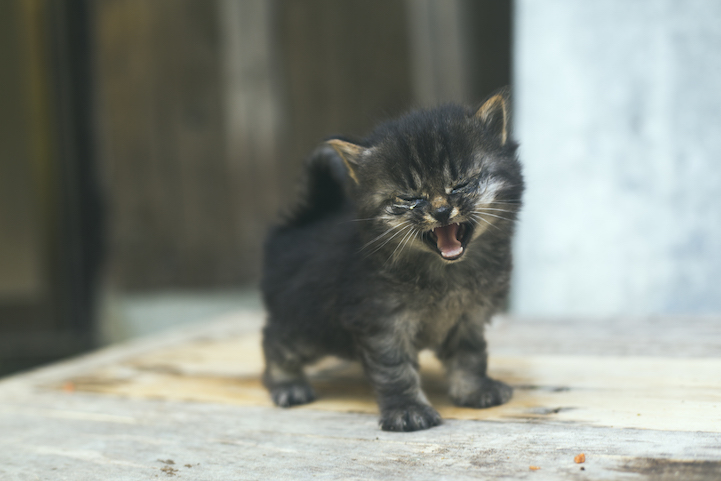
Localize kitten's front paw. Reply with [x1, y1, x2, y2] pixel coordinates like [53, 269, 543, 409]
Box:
[450, 376, 513, 409]
[270, 381, 316, 407]
[380, 403, 442, 432]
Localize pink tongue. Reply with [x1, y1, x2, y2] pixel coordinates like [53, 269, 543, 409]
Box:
[433, 224, 463, 259]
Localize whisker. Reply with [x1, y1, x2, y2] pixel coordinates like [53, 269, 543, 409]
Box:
[359, 221, 409, 251]
[473, 207, 518, 214]
[405, 229, 420, 255]
[471, 213, 503, 232]
[367, 224, 413, 256]
[469, 216, 485, 232]
[387, 227, 416, 264]
[396, 230, 420, 263]
[412, 230, 420, 250]
[398, 229, 416, 259]
[472, 211, 515, 222]
[338, 218, 375, 226]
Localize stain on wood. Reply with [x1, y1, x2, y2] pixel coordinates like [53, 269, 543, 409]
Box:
[616, 457, 721, 481]
[55, 325, 721, 433]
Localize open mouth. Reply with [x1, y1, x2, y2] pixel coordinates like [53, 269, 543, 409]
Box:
[424, 222, 474, 261]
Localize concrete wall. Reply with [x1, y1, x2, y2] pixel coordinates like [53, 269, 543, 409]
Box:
[512, 0, 721, 315]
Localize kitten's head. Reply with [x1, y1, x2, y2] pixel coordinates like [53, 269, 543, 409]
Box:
[329, 91, 523, 264]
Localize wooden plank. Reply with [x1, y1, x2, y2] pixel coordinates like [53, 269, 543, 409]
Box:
[0, 0, 48, 303]
[1, 394, 719, 480]
[275, 0, 414, 199]
[93, 0, 418, 289]
[48, 321, 721, 434]
[94, 0, 240, 288]
[406, 0, 469, 104]
[1, 312, 720, 480]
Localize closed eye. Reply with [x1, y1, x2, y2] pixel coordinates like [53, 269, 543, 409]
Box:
[388, 196, 425, 214]
[451, 180, 473, 194]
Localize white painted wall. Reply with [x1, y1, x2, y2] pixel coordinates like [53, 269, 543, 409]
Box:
[512, 0, 721, 315]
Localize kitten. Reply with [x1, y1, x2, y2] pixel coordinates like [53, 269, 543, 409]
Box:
[261, 90, 523, 432]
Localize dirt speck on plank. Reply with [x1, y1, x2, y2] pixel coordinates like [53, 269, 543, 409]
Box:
[161, 465, 179, 476]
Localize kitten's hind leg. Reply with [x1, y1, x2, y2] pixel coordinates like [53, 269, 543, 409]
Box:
[438, 320, 512, 409]
[262, 327, 316, 407]
[263, 364, 316, 408]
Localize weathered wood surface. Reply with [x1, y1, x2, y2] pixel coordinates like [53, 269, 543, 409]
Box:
[0, 312, 720, 480]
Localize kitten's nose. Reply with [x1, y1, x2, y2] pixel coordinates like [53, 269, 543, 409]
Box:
[432, 205, 452, 224]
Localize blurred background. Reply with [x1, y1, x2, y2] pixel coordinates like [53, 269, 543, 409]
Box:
[1, 0, 719, 376]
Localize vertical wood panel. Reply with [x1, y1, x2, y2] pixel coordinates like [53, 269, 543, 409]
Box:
[218, 0, 284, 283]
[96, 0, 236, 289]
[405, 0, 469, 105]
[461, 0, 512, 103]
[275, 0, 414, 200]
[0, 0, 47, 301]
[96, 0, 416, 290]
[0, 0, 100, 373]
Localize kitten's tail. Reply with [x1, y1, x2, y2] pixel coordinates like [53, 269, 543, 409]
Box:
[283, 141, 353, 227]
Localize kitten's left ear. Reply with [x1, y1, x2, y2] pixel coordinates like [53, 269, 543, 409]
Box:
[475, 90, 510, 146]
[326, 139, 369, 184]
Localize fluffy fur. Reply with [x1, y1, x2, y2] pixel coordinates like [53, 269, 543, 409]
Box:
[261, 91, 524, 432]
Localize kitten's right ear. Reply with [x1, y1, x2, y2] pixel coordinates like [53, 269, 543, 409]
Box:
[326, 139, 369, 184]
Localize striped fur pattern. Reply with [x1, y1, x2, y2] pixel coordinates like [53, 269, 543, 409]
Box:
[261, 90, 524, 431]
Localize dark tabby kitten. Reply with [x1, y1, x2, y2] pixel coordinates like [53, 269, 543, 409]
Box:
[261, 91, 523, 432]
